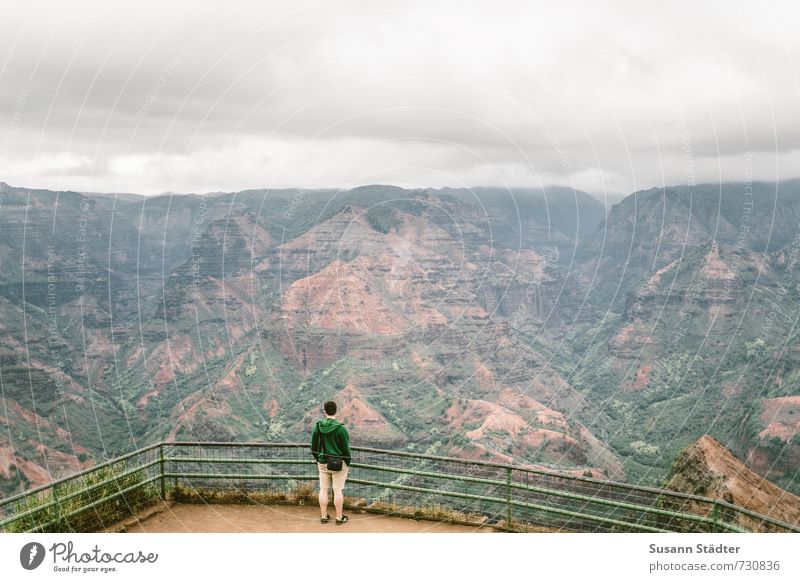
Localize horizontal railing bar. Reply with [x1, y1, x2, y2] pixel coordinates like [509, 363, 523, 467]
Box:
[164, 444, 799, 532]
[0, 502, 60, 529]
[345, 461, 733, 529]
[0, 442, 162, 509]
[0, 459, 162, 528]
[166, 471, 670, 532]
[166, 456, 681, 507]
[164, 457, 684, 522]
[350, 448, 730, 505]
[164, 457, 310, 466]
[164, 473, 316, 481]
[165, 471, 735, 533]
[167, 448, 308, 450]
[162, 454, 774, 531]
[709, 502, 800, 532]
[167, 442, 740, 508]
[51, 459, 162, 508]
[24, 474, 162, 533]
[346, 477, 674, 533]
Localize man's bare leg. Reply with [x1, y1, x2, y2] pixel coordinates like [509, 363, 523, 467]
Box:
[319, 486, 329, 517]
[333, 489, 344, 519]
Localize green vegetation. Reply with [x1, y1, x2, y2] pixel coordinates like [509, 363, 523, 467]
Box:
[365, 200, 425, 233]
[244, 352, 258, 377]
[172, 482, 318, 506]
[0, 467, 29, 498]
[3, 462, 159, 533]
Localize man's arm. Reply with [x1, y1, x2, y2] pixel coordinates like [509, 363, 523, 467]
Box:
[340, 426, 352, 466]
[310, 423, 321, 462]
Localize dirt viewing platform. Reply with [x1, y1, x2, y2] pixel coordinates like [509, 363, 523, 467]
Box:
[111, 502, 495, 533]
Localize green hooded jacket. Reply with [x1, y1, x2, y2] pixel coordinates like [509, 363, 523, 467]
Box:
[310, 417, 352, 466]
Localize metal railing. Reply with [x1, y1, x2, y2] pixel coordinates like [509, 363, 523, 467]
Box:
[1, 442, 797, 533]
[0, 443, 163, 533]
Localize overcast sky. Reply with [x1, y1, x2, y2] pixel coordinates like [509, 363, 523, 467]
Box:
[1, 0, 799, 197]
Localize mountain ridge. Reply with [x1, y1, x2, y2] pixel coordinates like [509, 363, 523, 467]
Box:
[1, 180, 798, 498]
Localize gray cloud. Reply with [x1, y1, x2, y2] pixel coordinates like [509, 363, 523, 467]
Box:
[1, 0, 799, 195]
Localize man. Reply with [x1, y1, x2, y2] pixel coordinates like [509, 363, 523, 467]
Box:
[310, 400, 352, 525]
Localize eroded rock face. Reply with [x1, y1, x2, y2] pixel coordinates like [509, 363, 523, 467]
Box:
[282, 259, 410, 335]
[665, 435, 800, 527]
[752, 396, 800, 479]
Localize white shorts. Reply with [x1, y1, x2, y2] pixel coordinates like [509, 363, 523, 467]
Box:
[317, 462, 349, 492]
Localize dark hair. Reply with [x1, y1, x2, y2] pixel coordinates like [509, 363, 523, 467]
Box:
[323, 401, 337, 416]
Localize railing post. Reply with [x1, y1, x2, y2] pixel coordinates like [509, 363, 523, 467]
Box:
[51, 484, 61, 532]
[159, 445, 166, 501]
[506, 467, 513, 530]
[173, 444, 178, 493]
[710, 501, 719, 533]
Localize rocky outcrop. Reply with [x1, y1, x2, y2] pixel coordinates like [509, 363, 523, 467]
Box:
[665, 435, 800, 527]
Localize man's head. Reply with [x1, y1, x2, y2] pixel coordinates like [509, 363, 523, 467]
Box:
[323, 401, 337, 416]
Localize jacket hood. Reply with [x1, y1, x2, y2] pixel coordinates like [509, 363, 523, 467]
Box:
[317, 418, 342, 434]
